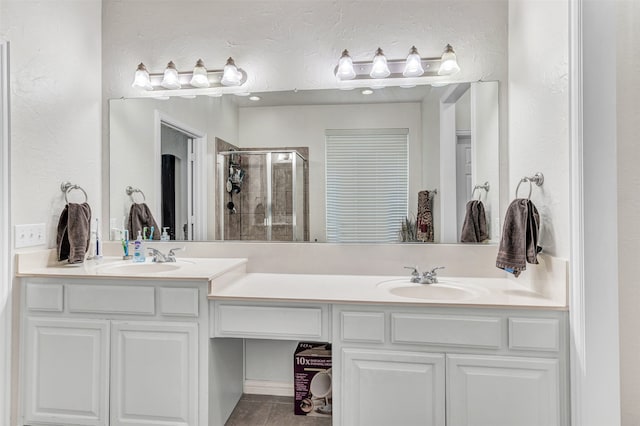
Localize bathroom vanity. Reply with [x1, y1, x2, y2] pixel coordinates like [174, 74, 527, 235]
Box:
[14, 251, 568, 426]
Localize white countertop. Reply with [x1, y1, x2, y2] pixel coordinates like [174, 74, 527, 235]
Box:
[16, 253, 248, 282]
[15, 250, 566, 310]
[209, 272, 568, 310]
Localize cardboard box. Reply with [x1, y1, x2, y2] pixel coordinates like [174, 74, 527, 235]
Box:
[294, 342, 332, 417]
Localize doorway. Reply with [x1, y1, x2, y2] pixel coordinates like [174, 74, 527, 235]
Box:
[155, 112, 207, 241]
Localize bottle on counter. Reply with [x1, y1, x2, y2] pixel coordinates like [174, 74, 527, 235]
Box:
[133, 230, 145, 263]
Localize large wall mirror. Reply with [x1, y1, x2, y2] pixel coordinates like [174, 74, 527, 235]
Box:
[109, 81, 499, 244]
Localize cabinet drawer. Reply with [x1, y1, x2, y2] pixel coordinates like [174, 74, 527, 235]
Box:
[159, 287, 199, 317]
[213, 303, 328, 340]
[509, 318, 560, 352]
[26, 283, 63, 312]
[67, 285, 155, 315]
[341, 311, 385, 343]
[391, 314, 502, 348]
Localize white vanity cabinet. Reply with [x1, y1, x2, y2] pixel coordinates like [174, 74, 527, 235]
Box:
[342, 348, 445, 426]
[19, 278, 209, 426]
[333, 305, 569, 426]
[23, 317, 110, 426]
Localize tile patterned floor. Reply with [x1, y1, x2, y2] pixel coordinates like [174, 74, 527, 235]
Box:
[225, 394, 332, 426]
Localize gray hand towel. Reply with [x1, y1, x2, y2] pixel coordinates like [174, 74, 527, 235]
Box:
[56, 202, 92, 264]
[460, 200, 489, 243]
[127, 203, 160, 240]
[496, 198, 541, 277]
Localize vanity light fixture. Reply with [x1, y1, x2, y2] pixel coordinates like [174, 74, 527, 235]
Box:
[403, 46, 424, 77]
[131, 63, 153, 91]
[131, 57, 248, 98]
[221, 57, 243, 87]
[369, 48, 391, 79]
[438, 44, 460, 76]
[160, 61, 181, 89]
[336, 50, 356, 80]
[333, 44, 461, 89]
[189, 59, 210, 88]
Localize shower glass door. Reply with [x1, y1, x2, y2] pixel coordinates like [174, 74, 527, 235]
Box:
[218, 150, 307, 241]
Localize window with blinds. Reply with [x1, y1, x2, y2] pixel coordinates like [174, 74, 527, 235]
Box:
[325, 129, 409, 243]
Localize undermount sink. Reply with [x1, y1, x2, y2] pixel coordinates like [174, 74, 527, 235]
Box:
[95, 260, 193, 275]
[377, 279, 485, 301]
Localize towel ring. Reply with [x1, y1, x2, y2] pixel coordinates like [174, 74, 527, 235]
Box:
[126, 186, 146, 203]
[515, 173, 544, 200]
[60, 182, 88, 204]
[515, 178, 533, 200]
[472, 181, 490, 200]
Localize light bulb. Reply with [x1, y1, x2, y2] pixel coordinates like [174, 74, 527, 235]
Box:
[160, 61, 181, 89]
[369, 48, 390, 79]
[131, 63, 153, 91]
[190, 59, 210, 88]
[221, 57, 242, 86]
[336, 49, 356, 80]
[438, 44, 461, 76]
[403, 46, 424, 77]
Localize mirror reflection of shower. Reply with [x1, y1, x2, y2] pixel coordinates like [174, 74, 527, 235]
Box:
[217, 149, 309, 241]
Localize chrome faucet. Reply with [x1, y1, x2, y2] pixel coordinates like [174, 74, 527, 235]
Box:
[404, 266, 445, 284]
[421, 266, 445, 284]
[147, 247, 184, 263]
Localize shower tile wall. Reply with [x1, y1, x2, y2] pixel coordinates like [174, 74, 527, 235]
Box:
[240, 154, 267, 240]
[272, 163, 294, 241]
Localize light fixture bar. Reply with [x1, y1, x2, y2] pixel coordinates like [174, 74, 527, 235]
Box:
[146, 68, 248, 89]
[333, 44, 461, 89]
[132, 60, 249, 98]
[335, 57, 442, 80]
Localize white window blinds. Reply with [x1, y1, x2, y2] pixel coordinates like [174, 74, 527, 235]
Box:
[325, 129, 409, 243]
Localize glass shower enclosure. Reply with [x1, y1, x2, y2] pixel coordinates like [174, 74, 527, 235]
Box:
[217, 150, 308, 241]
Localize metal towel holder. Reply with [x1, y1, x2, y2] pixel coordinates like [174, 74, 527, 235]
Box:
[60, 181, 88, 204]
[126, 186, 146, 203]
[515, 173, 544, 199]
[472, 181, 490, 200]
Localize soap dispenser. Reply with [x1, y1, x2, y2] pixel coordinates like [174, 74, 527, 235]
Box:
[161, 227, 170, 241]
[133, 230, 146, 263]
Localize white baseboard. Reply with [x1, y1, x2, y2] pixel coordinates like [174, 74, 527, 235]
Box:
[243, 380, 293, 397]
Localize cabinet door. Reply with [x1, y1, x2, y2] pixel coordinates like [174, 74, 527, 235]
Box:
[110, 321, 198, 426]
[342, 348, 445, 426]
[23, 317, 109, 426]
[447, 354, 560, 426]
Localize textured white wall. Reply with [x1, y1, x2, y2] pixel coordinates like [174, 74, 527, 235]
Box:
[1, 0, 102, 246]
[508, 0, 569, 258]
[617, 1, 640, 424]
[103, 0, 508, 99]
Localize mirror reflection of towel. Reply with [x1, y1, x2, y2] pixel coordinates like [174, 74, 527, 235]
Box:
[127, 203, 160, 240]
[416, 190, 434, 242]
[496, 199, 541, 277]
[460, 200, 489, 243]
[56, 202, 92, 264]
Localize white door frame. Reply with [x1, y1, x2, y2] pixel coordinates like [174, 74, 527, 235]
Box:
[154, 111, 207, 240]
[570, 0, 620, 424]
[0, 40, 11, 426]
[439, 82, 470, 243]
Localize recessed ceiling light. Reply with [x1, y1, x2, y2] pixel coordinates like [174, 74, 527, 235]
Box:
[361, 89, 374, 95]
[249, 96, 261, 101]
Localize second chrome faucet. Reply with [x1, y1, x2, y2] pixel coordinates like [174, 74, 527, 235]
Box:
[404, 266, 446, 284]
